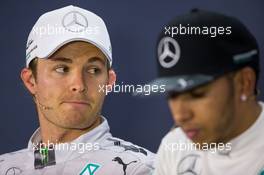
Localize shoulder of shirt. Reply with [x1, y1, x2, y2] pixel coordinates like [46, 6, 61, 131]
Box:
[0, 148, 28, 159]
[99, 135, 155, 170]
[156, 127, 196, 168]
[161, 127, 188, 144]
[0, 148, 29, 170]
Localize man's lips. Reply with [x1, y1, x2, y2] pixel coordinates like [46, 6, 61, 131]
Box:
[183, 128, 200, 139]
[62, 101, 90, 107]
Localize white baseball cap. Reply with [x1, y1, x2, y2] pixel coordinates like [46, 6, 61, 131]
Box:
[26, 5, 112, 67]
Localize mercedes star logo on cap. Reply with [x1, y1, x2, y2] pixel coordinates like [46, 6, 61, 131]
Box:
[62, 11, 88, 32]
[158, 36, 181, 68]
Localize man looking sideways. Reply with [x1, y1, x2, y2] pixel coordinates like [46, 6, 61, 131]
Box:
[0, 5, 154, 175]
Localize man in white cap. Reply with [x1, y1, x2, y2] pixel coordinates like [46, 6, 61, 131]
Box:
[0, 5, 154, 174]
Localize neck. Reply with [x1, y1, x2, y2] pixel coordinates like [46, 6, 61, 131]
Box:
[229, 100, 262, 142]
[37, 111, 101, 145]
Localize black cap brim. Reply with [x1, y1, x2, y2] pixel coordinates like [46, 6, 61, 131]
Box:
[133, 74, 214, 96]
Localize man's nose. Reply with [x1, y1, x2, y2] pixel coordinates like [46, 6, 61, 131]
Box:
[169, 99, 193, 124]
[69, 71, 87, 93]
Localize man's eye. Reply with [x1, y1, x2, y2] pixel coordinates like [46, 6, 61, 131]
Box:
[87, 68, 101, 74]
[167, 91, 180, 100]
[190, 91, 205, 98]
[55, 66, 69, 73]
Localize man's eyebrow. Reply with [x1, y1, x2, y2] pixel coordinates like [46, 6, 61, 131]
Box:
[50, 57, 73, 63]
[190, 83, 211, 93]
[87, 56, 106, 65]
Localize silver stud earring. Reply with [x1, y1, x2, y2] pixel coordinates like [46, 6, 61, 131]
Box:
[240, 94, 247, 102]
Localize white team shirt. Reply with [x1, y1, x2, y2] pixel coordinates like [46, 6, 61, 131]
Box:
[154, 101, 264, 175]
[0, 117, 155, 175]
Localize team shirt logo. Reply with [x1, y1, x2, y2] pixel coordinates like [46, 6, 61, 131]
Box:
[62, 11, 88, 33]
[177, 154, 202, 175]
[80, 163, 101, 175]
[112, 157, 137, 175]
[5, 167, 23, 175]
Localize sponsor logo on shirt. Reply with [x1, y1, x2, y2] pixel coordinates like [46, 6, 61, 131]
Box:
[112, 157, 137, 175]
[80, 163, 101, 175]
[4, 167, 23, 175]
[177, 154, 202, 175]
[259, 169, 264, 175]
[107, 138, 148, 156]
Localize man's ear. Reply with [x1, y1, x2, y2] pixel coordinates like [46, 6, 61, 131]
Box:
[20, 68, 37, 95]
[235, 67, 256, 99]
[107, 69, 116, 91]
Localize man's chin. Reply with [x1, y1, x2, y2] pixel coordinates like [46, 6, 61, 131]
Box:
[190, 138, 222, 151]
[56, 116, 87, 127]
[64, 115, 100, 128]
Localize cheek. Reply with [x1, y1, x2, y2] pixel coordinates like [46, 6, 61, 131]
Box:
[87, 77, 107, 98]
[191, 96, 221, 123]
[194, 94, 233, 135]
[168, 101, 178, 123]
[90, 73, 108, 88]
[36, 77, 65, 101]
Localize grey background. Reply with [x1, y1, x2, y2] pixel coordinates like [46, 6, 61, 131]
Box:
[0, 0, 263, 154]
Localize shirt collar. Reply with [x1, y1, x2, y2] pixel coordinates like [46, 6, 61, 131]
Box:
[217, 101, 264, 156]
[28, 116, 111, 163]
